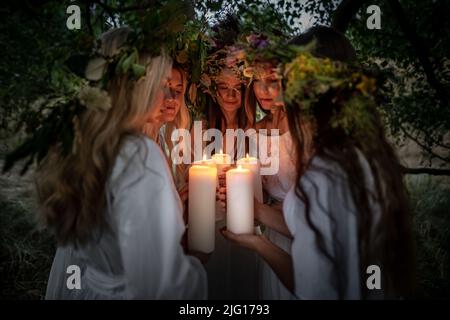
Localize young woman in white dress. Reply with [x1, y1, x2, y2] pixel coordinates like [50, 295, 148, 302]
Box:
[186, 15, 259, 300]
[156, 65, 191, 219]
[201, 60, 257, 300]
[41, 28, 207, 299]
[244, 60, 297, 300]
[159, 65, 191, 203]
[222, 26, 415, 299]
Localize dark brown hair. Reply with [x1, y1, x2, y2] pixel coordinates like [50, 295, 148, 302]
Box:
[286, 26, 415, 298]
[289, 26, 357, 63]
[204, 84, 249, 132]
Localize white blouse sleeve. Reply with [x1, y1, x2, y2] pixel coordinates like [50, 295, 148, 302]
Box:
[110, 138, 207, 299]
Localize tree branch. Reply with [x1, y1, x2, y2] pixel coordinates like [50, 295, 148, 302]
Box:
[96, 1, 118, 28]
[332, 0, 448, 107]
[399, 125, 450, 164]
[401, 166, 450, 176]
[388, 0, 448, 107]
[85, 1, 94, 36]
[85, 0, 158, 13]
[331, 0, 368, 32]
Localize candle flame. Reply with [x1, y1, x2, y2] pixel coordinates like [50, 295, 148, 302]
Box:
[246, 153, 249, 159]
[203, 154, 206, 161]
[220, 148, 223, 154]
[238, 165, 242, 170]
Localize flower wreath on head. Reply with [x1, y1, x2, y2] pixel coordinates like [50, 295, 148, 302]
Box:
[191, 45, 247, 106]
[283, 50, 378, 140]
[240, 33, 294, 81]
[3, 0, 210, 174]
[237, 32, 379, 139]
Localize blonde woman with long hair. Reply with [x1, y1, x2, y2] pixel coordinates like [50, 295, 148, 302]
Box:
[159, 65, 191, 206]
[41, 28, 207, 299]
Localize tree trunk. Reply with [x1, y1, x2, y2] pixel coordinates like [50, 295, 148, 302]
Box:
[332, 0, 368, 32]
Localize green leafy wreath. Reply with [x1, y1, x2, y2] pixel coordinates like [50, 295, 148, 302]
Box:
[284, 51, 378, 140]
[2, 0, 210, 174]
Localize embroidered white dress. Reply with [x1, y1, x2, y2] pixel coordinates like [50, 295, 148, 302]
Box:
[45, 136, 207, 300]
[259, 131, 297, 300]
[283, 152, 383, 299]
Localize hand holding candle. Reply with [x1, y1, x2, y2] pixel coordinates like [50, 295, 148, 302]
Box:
[212, 150, 231, 220]
[217, 166, 232, 209]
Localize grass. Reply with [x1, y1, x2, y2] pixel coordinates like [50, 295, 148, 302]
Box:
[407, 175, 450, 299]
[0, 162, 55, 299]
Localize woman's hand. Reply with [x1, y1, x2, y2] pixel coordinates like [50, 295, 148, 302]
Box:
[217, 166, 232, 210]
[220, 227, 264, 252]
[254, 199, 293, 239]
[254, 198, 277, 223]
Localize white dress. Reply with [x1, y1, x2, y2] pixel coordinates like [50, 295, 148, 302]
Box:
[205, 215, 261, 299]
[260, 131, 297, 300]
[205, 185, 260, 300]
[45, 136, 207, 299]
[283, 151, 383, 299]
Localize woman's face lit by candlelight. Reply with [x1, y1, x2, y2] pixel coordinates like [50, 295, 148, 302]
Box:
[163, 68, 184, 123]
[216, 68, 243, 113]
[253, 63, 282, 111]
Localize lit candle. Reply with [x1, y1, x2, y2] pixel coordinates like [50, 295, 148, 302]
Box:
[193, 154, 216, 167]
[211, 149, 232, 176]
[226, 165, 254, 234]
[188, 164, 217, 253]
[237, 154, 263, 203]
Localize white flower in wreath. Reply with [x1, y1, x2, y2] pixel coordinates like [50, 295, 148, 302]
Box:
[85, 57, 107, 81]
[78, 85, 112, 111]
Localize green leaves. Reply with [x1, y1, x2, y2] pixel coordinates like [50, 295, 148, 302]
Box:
[2, 96, 81, 175]
[112, 48, 146, 78]
[121, 49, 138, 74]
[131, 63, 146, 78]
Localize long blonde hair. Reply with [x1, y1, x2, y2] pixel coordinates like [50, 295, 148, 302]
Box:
[36, 27, 172, 245]
[161, 65, 191, 190]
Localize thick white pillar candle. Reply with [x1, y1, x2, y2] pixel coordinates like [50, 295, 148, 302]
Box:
[226, 165, 254, 234]
[237, 154, 263, 203]
[188, 164, 217, 253]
